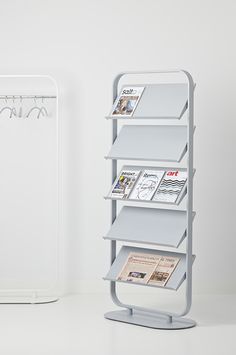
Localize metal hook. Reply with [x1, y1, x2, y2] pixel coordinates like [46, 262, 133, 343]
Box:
[27, 106, 41, 118]
[0, 106, 16, 118]
[10, 107, 17, 118]
[18, 96, 23, 118]
[39, 106, 48, 118]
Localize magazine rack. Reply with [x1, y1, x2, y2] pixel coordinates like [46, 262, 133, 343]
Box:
[104, 70, 196, 329]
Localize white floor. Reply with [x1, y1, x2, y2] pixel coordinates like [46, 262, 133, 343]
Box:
[0, 294, 235, 355]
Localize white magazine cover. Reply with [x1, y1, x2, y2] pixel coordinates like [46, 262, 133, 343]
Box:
[117, 252, 162, 284]
[108, 169, 140, 199]
[129, 170, 165, 201]
[148, 256, 180, 287]
[152, 170, 187, 203]
[111, 86, 145, 116]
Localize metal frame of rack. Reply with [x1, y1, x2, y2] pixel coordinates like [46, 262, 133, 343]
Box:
[104, 70, 196, 329]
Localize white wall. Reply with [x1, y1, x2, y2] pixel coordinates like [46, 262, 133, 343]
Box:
[0, 0, 235, 295]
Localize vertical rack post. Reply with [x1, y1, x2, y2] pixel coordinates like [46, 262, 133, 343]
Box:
[182, 70, 194, 316]
[110, 74, 133, 311]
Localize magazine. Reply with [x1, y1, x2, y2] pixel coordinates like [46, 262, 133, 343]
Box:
[148, 256, 180, 287]
[152, 170, 187, 203]
[111, 86, 145, 116]
[129, 170, 165, 201]
[108, 169, 140, 199]
[117, 253, 161, 284]
[117, 252, 180, 287]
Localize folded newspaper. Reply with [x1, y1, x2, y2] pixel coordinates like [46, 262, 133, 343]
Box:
[117, 252, 180, 287]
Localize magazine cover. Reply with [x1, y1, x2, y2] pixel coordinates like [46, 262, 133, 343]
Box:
[108, 169, 140, 199]
[148, 256, 180, 287]
[129, 170, 165, 201]
[111, 86, 145, 116]
[117, 252, 161, 284]
[152, 170, 187, 203]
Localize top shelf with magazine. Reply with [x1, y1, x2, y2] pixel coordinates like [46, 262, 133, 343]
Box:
[106, 83, 188, 120]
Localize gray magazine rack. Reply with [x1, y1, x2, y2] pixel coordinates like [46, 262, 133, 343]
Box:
[104, 70, 196, 330]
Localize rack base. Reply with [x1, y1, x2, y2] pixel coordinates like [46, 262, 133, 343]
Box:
[105, 309, 196, 330]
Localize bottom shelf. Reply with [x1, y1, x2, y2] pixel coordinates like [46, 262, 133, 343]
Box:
[105, 309, 196, 330]
[104, 246, 195, 291]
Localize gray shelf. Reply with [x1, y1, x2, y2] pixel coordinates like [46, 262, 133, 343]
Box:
[105, 192, 187, 206]
[104, 206, 195, 247]
[106, 83, 188, 119]
[105, 125, 187, 162]
[104, 246, 195, 291]
[105, 165, 194, 206]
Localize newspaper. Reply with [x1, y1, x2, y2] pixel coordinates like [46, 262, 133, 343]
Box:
[148, 256, 180, 287]
[109, 169, 141, 199]
[117, 252, 180, 287]
[117, 253, 161, 284]
[111, 86, 145, 116]
[129, 170, 165, 201]
[152, 170, 187, 203]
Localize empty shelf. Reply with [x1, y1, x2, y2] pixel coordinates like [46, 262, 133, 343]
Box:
[104, 246, 195, 291]
[104, 206, 195, 247]
[106, 83, 188, 119]
[105, 125, 187, 162]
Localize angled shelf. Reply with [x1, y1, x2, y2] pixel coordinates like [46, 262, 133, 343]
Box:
[105, 165, 195, 206]
[105, 193, 187, 206]
[104, 246, 195, 291]
[105, 125, 187, 162]
[106, 83, 188, 119]
[104, 206, 196, 248]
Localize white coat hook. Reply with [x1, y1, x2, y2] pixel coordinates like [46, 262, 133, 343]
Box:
[18, 95, 23, 118]
[10, 96, 17, 118]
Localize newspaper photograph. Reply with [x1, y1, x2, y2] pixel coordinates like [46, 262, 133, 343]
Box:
[117, 252, 161, 284]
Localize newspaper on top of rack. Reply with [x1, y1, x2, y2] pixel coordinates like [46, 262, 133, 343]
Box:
[117, 252, 180, 287]
[111, 86, 145, 116]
